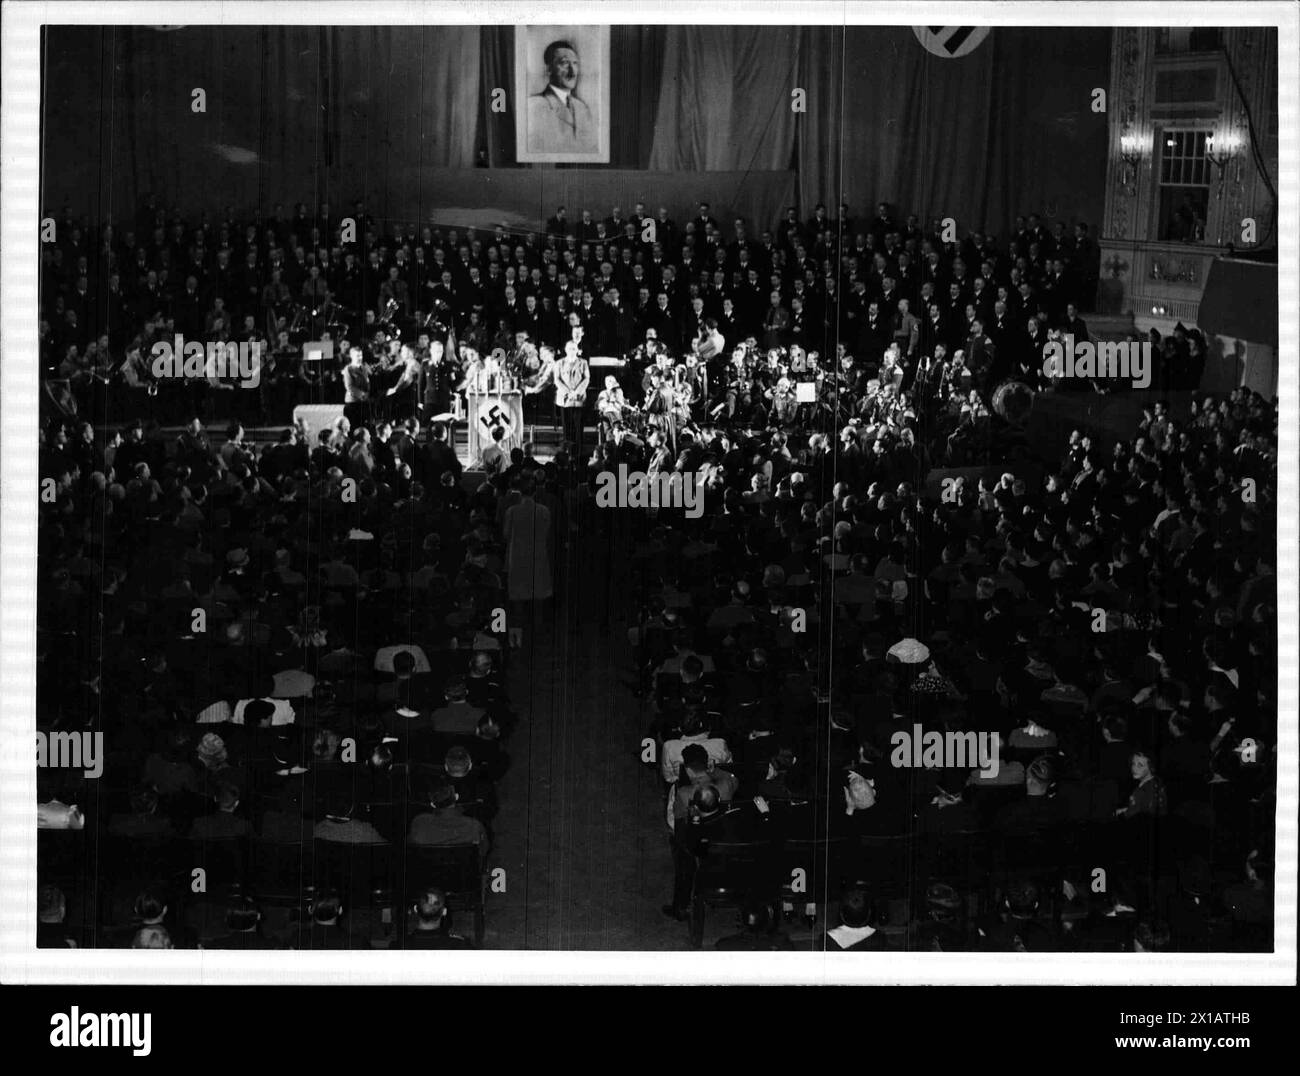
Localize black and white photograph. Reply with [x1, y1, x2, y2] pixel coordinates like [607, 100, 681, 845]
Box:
[0, 0, 1295, 1011]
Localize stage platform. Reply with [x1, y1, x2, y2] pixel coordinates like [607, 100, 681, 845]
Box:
[152, 417, 585, 473]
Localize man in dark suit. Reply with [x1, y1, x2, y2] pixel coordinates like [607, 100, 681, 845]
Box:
[189, 782, 252, 839]
[869, 265, 891, 304]
[664, 786, 767, 920]
[968, 275, 993, 325]
[919, 302, 946, 360]
[695, 202, 720, 238]
[545, 206, 568, 236]
[1041, 257, 1070, 323]
[964, 319, 997, 382]
[1073, 222, 1100, 308]
[777, 206, 805, 252]
[653, 207, 678, 254]
[601, 288, 634, 357]
[650, 292, 681, 352]
[823, 887, 888, 950]
[837, 201, 856, 241]
[680, 296, 708, 348]
[174, 275, 205, 337]
[1061, 302, 1089, 341]
[576, 289, 601, 346]
[519, 294, 544, 343]
[203, 896, 282, 949]
[921, 249, 948, 294]
[1026, 213, 1054, 259]
[806, 202, 831, 238]
[574, 209, 599, 244]
[424, 422, 463, 483]
[761, 291, 790, 350]
[894, 251, 919, 305]
[632, 287, 656, 342]
[393, 887, 472, 949]
[992, 755, 1068, 837]
[944, 284, 970, 352]
[497, 285, 524, 333]
[295, 890, 374, 950]
[736, 268, 766, 336]
[855, 297, 885, 368]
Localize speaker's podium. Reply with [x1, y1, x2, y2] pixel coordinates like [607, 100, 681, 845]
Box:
[465, 388, 524, 467]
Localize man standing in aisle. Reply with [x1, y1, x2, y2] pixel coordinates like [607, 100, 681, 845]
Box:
[503, 475, 553, 648]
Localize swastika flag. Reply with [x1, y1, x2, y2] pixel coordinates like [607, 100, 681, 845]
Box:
[912, 26, 991, 58]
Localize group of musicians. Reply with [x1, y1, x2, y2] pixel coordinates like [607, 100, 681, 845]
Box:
[79, 283, 1004, 472]
[329, 296, 1005, 470]
[331, 293, 1016, 473]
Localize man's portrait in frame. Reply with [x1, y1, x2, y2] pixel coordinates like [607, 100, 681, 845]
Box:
[515, 26, 610, 163]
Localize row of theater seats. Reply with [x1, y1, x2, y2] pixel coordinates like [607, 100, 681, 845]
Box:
[38, 668, 515, 949]
[40, 816, 491, 948]
[681, 817, 1267, 951]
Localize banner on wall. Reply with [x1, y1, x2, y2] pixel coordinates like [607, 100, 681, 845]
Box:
[911, 26, 991, 58]
[514, 25, 611, 163]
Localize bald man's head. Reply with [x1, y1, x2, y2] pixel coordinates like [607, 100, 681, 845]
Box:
[692, 784, 721, 816]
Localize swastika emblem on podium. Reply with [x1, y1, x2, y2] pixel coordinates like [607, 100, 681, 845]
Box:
[477, 400, 517, 436]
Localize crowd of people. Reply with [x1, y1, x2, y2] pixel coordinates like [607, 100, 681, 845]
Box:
[40, 195, 1111, 434]
[619, 383, 1277, 950]
[35, 193, 1278, 952]
[36, 395, 571, 947]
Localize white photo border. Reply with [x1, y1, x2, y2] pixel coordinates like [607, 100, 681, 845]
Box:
[1, 0, 1295, 987]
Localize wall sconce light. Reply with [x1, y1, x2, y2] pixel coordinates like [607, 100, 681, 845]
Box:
[1119, 130, 1144, 195]
[1205, 129, 1244, 173]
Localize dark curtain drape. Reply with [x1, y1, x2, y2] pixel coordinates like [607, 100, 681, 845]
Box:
[649, 26, 800, 171]
[795, 26, 1110, 234]
[42, 25, 1108, 237]
[985, 27, 1111, 229]
[479, 26, 515, 168]
[42, 25, 480, 220]
[607, 26, 666, 170]
[796, 26, 845, 219]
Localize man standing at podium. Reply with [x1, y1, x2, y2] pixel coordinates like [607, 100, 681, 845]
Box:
[554, 340, 590, 459]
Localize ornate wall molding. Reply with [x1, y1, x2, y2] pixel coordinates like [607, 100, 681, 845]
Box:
[1104, 28, 1150, 242]
[1148, 254, 1200, 284]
